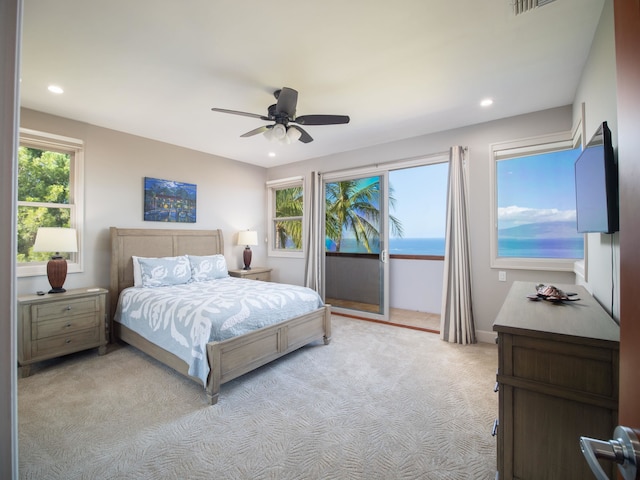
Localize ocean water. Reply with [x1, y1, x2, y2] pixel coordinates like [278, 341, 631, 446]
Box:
[328, 237, 445, 255]
[498, 237, 584, 259]
[329, 236, 584, 259]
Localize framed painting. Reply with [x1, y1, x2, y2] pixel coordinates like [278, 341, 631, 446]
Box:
[143, 177, 197, 223]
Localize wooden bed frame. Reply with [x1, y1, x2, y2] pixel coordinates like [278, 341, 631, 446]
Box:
[109, 227, 331, 405]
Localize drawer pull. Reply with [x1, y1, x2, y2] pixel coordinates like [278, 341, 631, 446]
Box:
[65, 339, 72, 344]
[65, 306, 72, 311]
[65, 323, 72, 328]
[492, 419, 499, 437]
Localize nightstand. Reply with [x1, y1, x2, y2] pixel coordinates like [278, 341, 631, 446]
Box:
[228, 267, 272, 282]
[17, 287, 108, 378]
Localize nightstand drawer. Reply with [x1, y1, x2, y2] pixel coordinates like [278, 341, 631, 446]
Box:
[31, 297, 99, 322]
[34, 328, 101, 357]
[32, 314, 100, 340]
[244, 272, 270, 281]
[228, 267, 272, 282]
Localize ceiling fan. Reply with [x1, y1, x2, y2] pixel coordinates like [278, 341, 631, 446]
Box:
[211, 87, 350, 144]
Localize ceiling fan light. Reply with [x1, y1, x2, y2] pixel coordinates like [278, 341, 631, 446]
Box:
[263, 127, 276, 142]
[272, 123, 286, 140]
[286, 126, 302, 143]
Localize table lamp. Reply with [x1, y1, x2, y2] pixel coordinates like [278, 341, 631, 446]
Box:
[33, 227, 78, 293]
[237, 230, 258, 270]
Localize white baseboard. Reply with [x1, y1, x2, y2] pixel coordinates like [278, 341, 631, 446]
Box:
[476, 329, 497, 344]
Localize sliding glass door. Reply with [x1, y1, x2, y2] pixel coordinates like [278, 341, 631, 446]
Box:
[323, 172, 389, 321]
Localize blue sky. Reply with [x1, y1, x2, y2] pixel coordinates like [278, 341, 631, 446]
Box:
[333, 148, 579, 240]
[496, 148, 581, 229]
[389, 163, 449, 238]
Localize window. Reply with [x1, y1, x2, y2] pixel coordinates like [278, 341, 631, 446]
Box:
[17, 129, 84, 277]
[267, 177, 304, 258]
[491, 130, 583, 271]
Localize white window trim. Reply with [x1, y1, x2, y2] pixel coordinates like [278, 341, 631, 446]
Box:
[17, 128, 84, 277]
[490, 127, 582, 272]
[266, 176, 304, 259]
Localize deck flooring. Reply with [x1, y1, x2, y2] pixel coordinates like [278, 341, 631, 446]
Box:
[326, 298, 440, 333]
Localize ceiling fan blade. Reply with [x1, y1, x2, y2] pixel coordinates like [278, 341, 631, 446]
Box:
[240, 125, 271, 137]
[294, 114, 350, 126]
[275, 87, 298, 116]
[211, 108, 269, 121]
[295, 126, 313, 143]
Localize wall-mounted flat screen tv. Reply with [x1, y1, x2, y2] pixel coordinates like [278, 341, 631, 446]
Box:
[574, 121, 619, 234]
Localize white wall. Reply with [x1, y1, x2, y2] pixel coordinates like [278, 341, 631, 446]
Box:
[17, 109, 269, 297]
[572, 0, 620, 320]
[390, 258, 444, 313]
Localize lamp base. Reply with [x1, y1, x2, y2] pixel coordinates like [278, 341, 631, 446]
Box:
[243, 246, 252, 270]
[46, 256, 68, 294]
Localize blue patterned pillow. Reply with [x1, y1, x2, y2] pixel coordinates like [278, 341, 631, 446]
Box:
[138, 255, 192, 287]
[187, 254, 228, 281]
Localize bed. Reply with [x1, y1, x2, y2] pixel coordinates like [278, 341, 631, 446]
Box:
[109, 227, 331, 405]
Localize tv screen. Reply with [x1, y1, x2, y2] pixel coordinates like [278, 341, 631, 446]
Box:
[574, 121, 619, 234]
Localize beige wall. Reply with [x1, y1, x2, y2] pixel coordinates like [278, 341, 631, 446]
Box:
[17, 109, 268, 297]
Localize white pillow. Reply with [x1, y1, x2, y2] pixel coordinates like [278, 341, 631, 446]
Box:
[132, 256, 144, 287]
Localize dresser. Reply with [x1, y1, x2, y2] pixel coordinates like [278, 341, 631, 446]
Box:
[18, 287, 108, 378]
[228, 267, 272, 282]
[493, 281, 619, 479]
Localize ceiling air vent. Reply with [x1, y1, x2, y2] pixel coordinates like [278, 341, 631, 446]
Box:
[513, 0, 557, 15]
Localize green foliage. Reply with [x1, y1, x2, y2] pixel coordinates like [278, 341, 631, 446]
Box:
[325, 179, 403, 253]
[273, 180, 404, 254]
[17, 147, 71, 263]
[275, 187, 303, 249]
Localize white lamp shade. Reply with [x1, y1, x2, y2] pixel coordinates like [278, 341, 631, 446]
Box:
[264, 124, 287, 143]
[286, 126, 302, 143]
[33, 227, 78, 253]
[237, 230, 258, 246]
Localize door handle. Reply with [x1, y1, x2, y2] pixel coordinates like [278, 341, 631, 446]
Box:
[579, 425, 640, 480]
[381, 249, 387, 263]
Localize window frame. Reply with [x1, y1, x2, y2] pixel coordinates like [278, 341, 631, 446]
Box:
[490, 126, 583, 272]
[266, 176, 304, 259]
[17, 128, 84, 278]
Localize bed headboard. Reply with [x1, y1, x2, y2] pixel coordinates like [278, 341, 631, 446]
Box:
[109, 227, 224, 325]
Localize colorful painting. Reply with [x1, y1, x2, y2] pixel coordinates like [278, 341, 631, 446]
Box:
[144, 177, 197, 223]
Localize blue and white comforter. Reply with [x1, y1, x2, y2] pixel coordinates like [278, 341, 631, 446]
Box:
[114, 277, 324, 386]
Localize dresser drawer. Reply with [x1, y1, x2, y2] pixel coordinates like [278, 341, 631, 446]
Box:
[32, 314, 100, 340]
[31, 297, 99, 322]
[511, 335, 617, 398]
[33, 328, 101, 358]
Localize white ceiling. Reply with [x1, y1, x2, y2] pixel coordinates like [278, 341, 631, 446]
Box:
[20, 0, 605, 168]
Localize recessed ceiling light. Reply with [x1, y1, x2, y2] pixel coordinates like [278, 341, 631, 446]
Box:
[480, 98, 493, 107]
[268, 152, 276, 157]
[47, 85, 64, 94]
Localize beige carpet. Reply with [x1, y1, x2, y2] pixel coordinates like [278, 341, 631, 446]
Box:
[18, 316, 498, 480]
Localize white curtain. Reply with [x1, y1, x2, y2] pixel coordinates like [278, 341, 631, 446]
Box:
[304, 171, 324, 297]
[440, 146, 476, 344]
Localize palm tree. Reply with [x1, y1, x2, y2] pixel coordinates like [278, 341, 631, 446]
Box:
[275, 186, 303, 249]
[325, 178, 403, 253]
